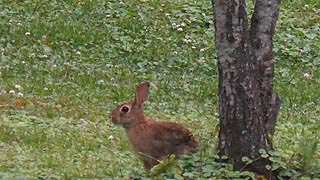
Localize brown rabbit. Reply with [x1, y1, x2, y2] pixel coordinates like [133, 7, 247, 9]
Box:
[109, 82, 198, 170]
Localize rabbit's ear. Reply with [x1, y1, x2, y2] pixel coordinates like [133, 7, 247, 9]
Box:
[135, 82, 150, 106]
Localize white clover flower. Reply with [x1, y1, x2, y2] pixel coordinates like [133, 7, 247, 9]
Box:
[172, 51, 178, 55]
[106, 63, 113, 68]
[17, 92, 23, 97]
[108, 135, 114, 140]
[192, 46, 196, 49]
[177, 27, 183, 32]
[198, 57, 206, 63]
[165, 13, 170, 17]
[200, 48, 206, 52]
[44, 87, 49, 91]
[76, 51, 81, 55]
[1, 90, 6, 95]
[17, 22, 22, 26]
[15, 84, 22, 90]
[172, 23, 177, 27]
[25, 32, 31, 36]
[97, 80, 105, 84]
[180, 22, 186, 27]
[183, 39, 192, 43]
[303, 73, 311, 79]
[9, 90, 15, 95]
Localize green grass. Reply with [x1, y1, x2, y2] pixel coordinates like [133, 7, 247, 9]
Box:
[0, 0, 319, 179]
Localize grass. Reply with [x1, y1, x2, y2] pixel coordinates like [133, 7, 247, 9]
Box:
[0, 0, 319, 179]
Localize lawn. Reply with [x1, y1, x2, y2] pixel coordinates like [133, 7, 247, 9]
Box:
[0, 0, 319, 179]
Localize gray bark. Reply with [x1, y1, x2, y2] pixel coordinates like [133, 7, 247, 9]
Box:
[250, 0, 281, 136]
[212, 0, 281, 179]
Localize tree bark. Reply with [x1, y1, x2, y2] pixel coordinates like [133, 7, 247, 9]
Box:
[212, 0, 281, 179]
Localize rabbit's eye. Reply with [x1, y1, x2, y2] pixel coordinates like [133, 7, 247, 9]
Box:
[121, 106, 129, 113]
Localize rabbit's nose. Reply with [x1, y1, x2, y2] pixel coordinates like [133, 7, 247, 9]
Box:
[109, 114, 113, 120]
[109, 113, 115, 121]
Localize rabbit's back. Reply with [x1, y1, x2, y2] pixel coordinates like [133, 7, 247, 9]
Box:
[127, 119, 198, 168]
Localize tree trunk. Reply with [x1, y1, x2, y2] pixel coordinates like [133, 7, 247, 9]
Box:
[212, 0, 281, 179]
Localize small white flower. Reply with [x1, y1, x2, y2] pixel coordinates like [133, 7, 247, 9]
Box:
[304, 4, 309, 8]
[165, 13, 170, 17]
[180, 22, 186, 27]
[172, 23, 177, 27]
[97, 80, 104, 84]
[303, 73, 311, 79]
[21, 61, 25, 64]
[177, 27, 183, 32]
[119, 1, 124, 5]
[108, 135, 114, 140]
[172, 51, 178, 55]
[9, 90, 15, 95]
[183, 39, 192, 43]
[25, 32, 31, 36]
[198, 57, 206, 63]
[17, 22, 22, 26]
[44, 87, 49, 91]
[76, 51, 81, 55]
[15, 84, 22, 90]
[192, 46, 196, 49]
[53, 64, 57, 68]
[200, 48, 206, 52]
[17, 92, 23, 97]
[106, 63, 113, 68]
[1, 90, 6, 95]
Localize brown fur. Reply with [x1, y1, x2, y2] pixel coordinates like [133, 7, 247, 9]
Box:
[109, 82, 198, 170]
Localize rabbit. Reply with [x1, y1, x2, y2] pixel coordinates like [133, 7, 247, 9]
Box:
[109, 82, 198, 170]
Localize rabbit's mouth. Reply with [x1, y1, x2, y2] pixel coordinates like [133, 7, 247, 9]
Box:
[111, 117, 119, 124]
[110, 116, 119, 124]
